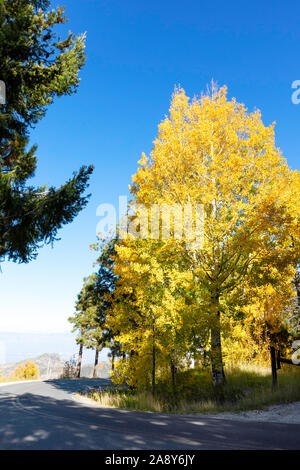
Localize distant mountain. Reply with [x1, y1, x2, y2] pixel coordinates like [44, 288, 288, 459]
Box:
[1, 353, 65, 379]
[0, 353, 111, 379]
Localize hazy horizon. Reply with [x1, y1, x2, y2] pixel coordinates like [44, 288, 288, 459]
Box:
[0, 331, 109, 365]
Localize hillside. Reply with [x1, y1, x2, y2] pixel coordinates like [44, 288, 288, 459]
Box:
[0, 353, 111, 379]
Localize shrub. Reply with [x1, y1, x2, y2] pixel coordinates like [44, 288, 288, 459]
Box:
[59, 355, 77, 379]
[10, 360, 40, 380]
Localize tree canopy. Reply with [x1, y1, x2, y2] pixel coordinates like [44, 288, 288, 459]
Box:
[108, 85, 300, 388]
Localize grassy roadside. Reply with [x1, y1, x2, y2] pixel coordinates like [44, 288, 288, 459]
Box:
[0, 374, 40, 383]
[0, 377, 40, 382]
[80, 363, 300, 414]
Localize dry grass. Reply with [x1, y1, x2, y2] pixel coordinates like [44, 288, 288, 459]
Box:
[0, 376, 40, 383]
[82, 363, 300, 414]
[87, 389, 165, 412]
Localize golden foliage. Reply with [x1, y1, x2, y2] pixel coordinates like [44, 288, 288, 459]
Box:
[107, 85, 300, 389]
[10, 360, 40, 381]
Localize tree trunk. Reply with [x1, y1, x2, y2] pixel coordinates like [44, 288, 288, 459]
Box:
[210, 293, 226, 387]
[294, 270, 300, 330]
[270, 346, 278, 391]
[93, 345, 100, 378]
[296, 283, 300, 328]
[151, 335, 156, 396]
[75, 343, 83, 378]
[170, 358, 176, 394]
[111, 352, 115, 371]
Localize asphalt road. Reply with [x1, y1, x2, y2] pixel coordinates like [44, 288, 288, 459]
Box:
[0, 379, 299, 450]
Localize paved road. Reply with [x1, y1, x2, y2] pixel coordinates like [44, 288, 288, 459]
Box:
[0, 379, 299, 450]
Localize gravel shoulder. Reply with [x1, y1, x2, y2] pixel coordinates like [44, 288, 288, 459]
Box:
[207, 401, 300, 424]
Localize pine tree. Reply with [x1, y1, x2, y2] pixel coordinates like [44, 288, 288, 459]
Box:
[69, 238, 119, 377]
[0, 0, 93, 263]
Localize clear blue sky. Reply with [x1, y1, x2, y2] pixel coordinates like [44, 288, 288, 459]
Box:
[0, 0, 299, 333]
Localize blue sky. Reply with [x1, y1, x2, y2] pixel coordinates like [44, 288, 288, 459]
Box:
[0, 0, 299, 334]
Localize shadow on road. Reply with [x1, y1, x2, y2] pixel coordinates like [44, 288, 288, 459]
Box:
[1, 383, 300, 450]
[45, 378, 112, 395]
